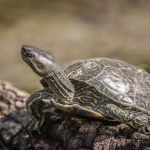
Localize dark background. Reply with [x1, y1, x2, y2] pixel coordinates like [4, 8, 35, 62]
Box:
[0, 0, 150, 91]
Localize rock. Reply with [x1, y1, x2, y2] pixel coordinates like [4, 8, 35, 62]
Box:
[0, 80, 150, 150]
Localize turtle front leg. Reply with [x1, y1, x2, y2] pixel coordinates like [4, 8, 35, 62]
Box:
[25, 89, 53, 133]
[42, 99, 105, 119]
[102, 104, 150, 133]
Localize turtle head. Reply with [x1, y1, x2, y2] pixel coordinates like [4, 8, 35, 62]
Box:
[21, 45, 74, 101]
[21, 45, 56, 77]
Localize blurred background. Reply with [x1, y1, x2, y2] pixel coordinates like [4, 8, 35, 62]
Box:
[0, 0, 150, 92]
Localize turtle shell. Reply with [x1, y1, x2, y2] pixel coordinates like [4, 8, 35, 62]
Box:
[64, 58, 150, 112]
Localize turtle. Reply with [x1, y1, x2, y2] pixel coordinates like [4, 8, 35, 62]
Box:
[21, 45, 150, 132]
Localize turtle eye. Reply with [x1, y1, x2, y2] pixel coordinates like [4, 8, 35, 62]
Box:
[26, 51, 33, 58]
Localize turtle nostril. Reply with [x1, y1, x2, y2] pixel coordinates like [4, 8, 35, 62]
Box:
[21, 47, 27, 55]
[21, 47, 33, 58]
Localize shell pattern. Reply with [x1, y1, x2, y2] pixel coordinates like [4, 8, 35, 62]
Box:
[64, 58, 150, 112]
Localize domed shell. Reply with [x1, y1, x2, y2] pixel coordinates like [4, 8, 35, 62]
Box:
[64, 58, 150, 112]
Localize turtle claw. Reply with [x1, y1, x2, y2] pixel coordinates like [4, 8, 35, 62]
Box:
[23, 116, 44, 135]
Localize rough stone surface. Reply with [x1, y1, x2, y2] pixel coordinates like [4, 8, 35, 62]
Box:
[0, 80, 150, 150]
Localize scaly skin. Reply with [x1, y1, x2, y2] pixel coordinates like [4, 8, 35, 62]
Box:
[21, 45, 150, 133]
[21, 45, 104, 132]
